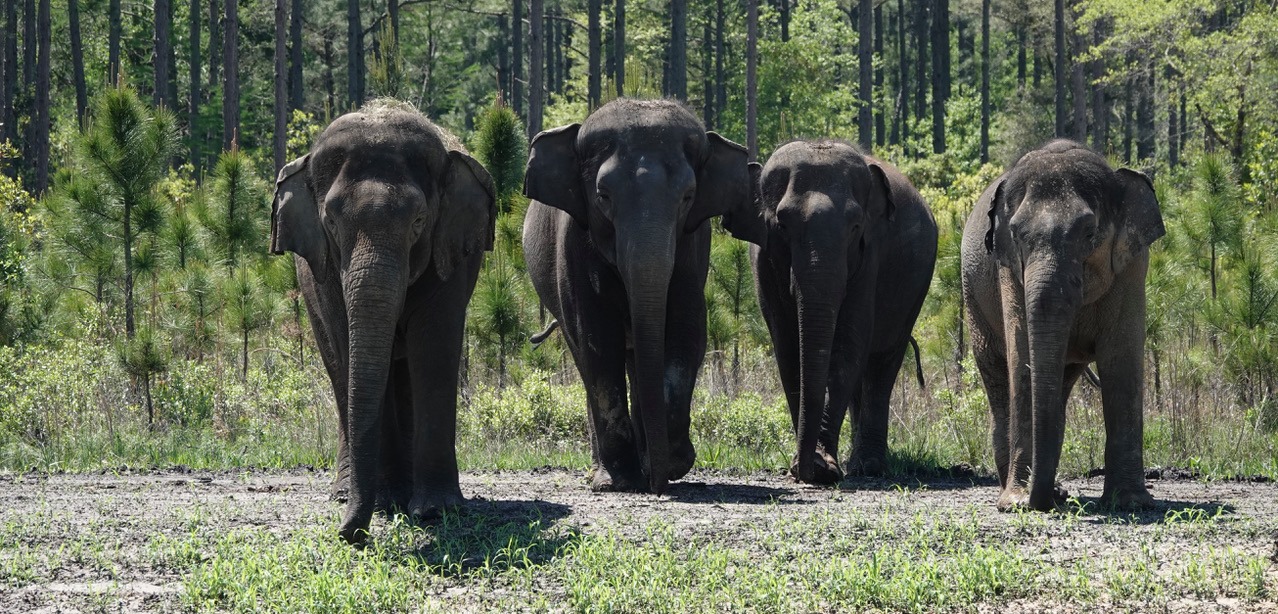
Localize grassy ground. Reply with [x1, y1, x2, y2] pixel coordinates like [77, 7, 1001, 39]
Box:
[0, 470, 1274, 613]
[2, 343, 1277, 611]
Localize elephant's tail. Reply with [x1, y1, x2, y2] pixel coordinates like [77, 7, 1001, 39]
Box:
[909, 336, 925, 389]
[530, 319, 560, 347]
[1084, 365, 1102, 389]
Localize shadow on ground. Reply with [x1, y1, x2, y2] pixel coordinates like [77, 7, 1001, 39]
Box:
[663, 480, 802, 504]
[1070, 497, 1237, 525]
[408, 498, 578, 576]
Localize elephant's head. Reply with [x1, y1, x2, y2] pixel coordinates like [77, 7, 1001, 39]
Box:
[272, 102, 494, 542]
[983, 139, 1163, 508]
[752, 140, 896, 483]
[523, 98, 755, 494]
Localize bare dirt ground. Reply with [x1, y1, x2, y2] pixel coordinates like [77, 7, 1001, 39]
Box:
[1, 468, 1276, 613]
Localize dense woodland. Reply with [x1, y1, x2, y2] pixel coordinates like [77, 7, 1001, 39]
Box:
[0, 0, 1276, 472]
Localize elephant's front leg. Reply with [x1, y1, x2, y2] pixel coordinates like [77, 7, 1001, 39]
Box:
[1095, 270, 1155, 509]
[831, 271, 877, 478]
[567, 312, 642, 492]
[1000, 271, 1035, 511]
[400, 274, 473, 520]
[662, 247, 711, 481]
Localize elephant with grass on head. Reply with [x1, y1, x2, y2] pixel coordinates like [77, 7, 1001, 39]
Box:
[729, 140, 937, 484]
[961, 139, 1164, 512]
[522, 98, 759, 494]
[272, 100, 495, 543]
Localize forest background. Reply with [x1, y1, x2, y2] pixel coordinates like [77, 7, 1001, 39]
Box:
[0, 0, 1276, 480]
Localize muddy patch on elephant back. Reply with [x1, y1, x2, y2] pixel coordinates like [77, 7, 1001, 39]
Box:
[0, 469, 1275, 612]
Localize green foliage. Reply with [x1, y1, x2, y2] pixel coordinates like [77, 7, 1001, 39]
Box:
[197, 148, 269, 270]
[469, 102, 528, 212]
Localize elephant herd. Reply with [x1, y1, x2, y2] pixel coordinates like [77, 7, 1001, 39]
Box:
[271, 98, 1165, 544]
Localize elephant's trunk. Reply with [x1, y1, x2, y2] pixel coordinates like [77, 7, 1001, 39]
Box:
[338, 240, 407, 543]
[793, 259, 845, 483]
[619, 228, 677, 495]
[1024, 258, 1079, 511]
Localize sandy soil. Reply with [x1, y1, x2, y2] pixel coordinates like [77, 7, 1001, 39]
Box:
[1, 468, 1275, 613]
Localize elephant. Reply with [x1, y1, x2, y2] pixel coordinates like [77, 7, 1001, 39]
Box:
[733, 140, 937, 485]
[960, 139, 1164, 512]
[271, 100, 496, 542]
[522, 98, 760, 494]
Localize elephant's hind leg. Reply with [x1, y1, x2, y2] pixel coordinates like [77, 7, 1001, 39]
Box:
[846, 345, 908, 477]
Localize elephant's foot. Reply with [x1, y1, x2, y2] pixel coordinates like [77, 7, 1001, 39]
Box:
[668, 439, 696, 481]
[409, 488, 465, 522]
[789, 447, 843, 485]
[998, 484, 1069, 512]
[843, 451, 887, 478]
[374, 484, 411, 515]
[339, 503, 374, 545]
[329, 465, 351, 503]
[589, 464, 648, 493]
[1100, 484, 1155, 510]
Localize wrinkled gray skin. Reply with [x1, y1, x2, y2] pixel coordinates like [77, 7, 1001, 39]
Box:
[736, 140, 937, 484]
[522, 99, 758, 494]
[272, 103, 495, 543]
[960, 139, 1164, 512]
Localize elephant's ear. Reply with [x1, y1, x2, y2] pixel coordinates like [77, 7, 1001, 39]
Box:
[687, 131, 753, 236]
[271, 154, 328, 280]
[524, 124, 587, 228]
[427, 150, 497, 281]
[983, 178, 1013, 268]
[1111, 168, 1166, 274]
[866, 162, 897, 223]
[721, 161, 770, 247]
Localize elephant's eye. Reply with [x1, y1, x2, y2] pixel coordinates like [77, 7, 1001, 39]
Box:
[412, 217, 426, 232]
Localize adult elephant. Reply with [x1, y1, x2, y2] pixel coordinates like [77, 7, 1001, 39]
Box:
[960, 139, 1164, 512]
[272, 100, 495, 543]
[733, 140, 937, 484]
[522, 99, 760, 494]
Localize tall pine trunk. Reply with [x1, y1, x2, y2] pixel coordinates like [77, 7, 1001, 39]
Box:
[0, 0, 8, 155]
[895, 0, 908, 147]
[746, 0, 757, 160]
[1091, 21, 1107, 153]
[1054, 0, 1066, 136]
[108, 0, 120, 83]
[513, 0, 523, 116]
[32, 0, 45, 192]
[347, 0, 362, 108]
[1166, 64, 1178, 168]
[1137, 60, 1154, 160]
[290, 0, 304, 111]
[930, 0, 947, 154]
[69, 0, 86, 124]
[588, 0, 600, 107]
[979, 0, 989, 163]
[701, 14, 712, 128]
[614, 0, 624, 96]
[714, 0, 724, 119]
[1071, 14, 1087, 142]
[873, 4, 884, 148]
[155, 0, 172, 108]
[498, 14, 510, 101]
[274, 0, 287, 173]
[188, 0, 201, 173]
[528, 0, 543, 139]
[857, 0, 872, 149]
[223, 0, 238, 149]
[913, 1, 926, 128]
[668, 0, 686, 100]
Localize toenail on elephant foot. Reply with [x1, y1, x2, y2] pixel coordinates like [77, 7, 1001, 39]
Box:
[789, 448, 844, 485]
[590, 466, 647, 493]
[409, 490, 464, 522]
[843, 453, 886, 478]
[669, 441, 696, 481]
[1101, 486, 1155, 510]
